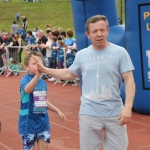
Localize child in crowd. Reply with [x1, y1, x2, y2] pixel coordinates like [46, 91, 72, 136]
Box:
[7, 58, 19, 76]
[25, 31, 37, 54]
[57, 41, 64, 69]
[66, 49, 75, 68]
[48, 36, 57, 81]
[50, 36, 57, 69]
[18, 51, 65, 150]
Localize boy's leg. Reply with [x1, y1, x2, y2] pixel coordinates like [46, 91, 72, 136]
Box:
[79, 115, 104, 150]
[37, 131, 50, 150]
[104, 116, 128, 150]
[20, 133, 36, 150]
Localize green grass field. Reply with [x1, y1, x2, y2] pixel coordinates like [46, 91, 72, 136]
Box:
[0, 0, 74, 32]
[0, 0, 124, 32]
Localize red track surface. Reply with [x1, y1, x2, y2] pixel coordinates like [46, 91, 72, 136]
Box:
[0, 74, 150, 150]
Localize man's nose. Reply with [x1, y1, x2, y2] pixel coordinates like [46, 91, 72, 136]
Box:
[97, 31, 102, 36]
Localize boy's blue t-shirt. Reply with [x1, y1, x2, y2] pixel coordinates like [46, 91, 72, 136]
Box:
[64, 38, 75, 46]
[67, 52, 75, 67]
[18, 74, 50, 134]
[69, 43, 135, 117]
[58, 47, 64, 62]
[27, 36, 35, 45]
[51, 42, 57, 58]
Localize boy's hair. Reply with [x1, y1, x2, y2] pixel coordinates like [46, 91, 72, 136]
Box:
[24, 51, 43, 66]
[66, 29, 73, 37]
[46, 29, 51, 34]
[85, 15, 109, 33]
[11, 60, 18, 64]
[27, 31, 32, 36]
[60, 31, 66, 37]
[59, 41, 64, 46]
[52, 36, 57, 42]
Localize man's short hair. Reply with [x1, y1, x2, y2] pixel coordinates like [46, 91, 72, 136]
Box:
[85, 15, 109, 32]
[24, 51, 43, 66]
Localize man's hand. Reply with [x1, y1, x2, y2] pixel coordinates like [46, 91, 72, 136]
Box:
[118, 107, 132, 126]
[33, 55, 46, 72]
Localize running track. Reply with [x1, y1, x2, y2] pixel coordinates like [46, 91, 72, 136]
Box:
[0, 74, 150, 150]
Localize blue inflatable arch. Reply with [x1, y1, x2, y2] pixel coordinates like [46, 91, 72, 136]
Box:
[70, 0, 150, 114]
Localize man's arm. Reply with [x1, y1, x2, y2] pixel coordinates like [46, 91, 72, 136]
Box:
[4, 42, 13, 50]
[118, 71, 135, 126]
[42, 67, 77, 80]
[33, 55, 77, 80]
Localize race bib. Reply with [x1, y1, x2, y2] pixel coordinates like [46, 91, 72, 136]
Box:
[33, 91, 47, 108]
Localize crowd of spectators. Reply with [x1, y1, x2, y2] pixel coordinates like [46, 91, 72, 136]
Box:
[0, 15, 78, 85]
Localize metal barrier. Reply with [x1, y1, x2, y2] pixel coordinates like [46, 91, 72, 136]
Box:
[0, 46, 27, 77]
[0, 46, 79, 86]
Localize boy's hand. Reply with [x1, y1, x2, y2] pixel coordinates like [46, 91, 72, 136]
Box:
[57, 110, 65, 121]
[36, 67, 42, 78]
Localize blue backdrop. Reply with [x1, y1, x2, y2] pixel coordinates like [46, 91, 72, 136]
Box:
[70, 0, 150, 114]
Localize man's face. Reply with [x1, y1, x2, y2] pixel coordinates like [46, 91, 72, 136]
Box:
[85, 20, 109, 50]
[5, 33, 10, 39]
[37, 32, 43, 39]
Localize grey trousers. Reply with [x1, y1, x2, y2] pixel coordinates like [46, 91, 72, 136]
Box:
[79, 115, 128, 150]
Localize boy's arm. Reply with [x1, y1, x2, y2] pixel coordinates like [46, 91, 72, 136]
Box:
[24, 75, 39, 94]
[46, 100, 65, 120]
[24, 68, 42, 94]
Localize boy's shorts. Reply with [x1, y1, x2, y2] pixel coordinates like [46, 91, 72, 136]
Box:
[20, 131, 50, 150]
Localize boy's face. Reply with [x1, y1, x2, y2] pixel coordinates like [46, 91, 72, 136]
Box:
[25, 55, 42, 75]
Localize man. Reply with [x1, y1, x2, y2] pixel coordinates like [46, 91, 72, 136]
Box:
[34, 15, 135, 150]
[36, 30, 48, 66]
[11, 21, 19, 37]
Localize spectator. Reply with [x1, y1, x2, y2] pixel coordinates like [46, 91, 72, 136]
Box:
[15, 12, 20, 23]
[21, 15, 27, 30]
[13, 32, 23, 67]
[60, 31, 66, 42]
[48, 36, 57, 82]
[37, 30, 48, 66]
[42, 30, 53, 68]
[11, 21, 19, 37]
[7, 58, 19, 76]
[0, 32, 14, 62]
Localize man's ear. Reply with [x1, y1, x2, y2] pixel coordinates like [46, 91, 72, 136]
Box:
[107, 28, 110, 35]
[85, 31, 90, 39]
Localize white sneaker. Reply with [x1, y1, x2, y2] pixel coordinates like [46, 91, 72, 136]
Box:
[48, 77, 56, 81]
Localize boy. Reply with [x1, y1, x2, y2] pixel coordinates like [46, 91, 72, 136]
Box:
[18, 51, 65, 150]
